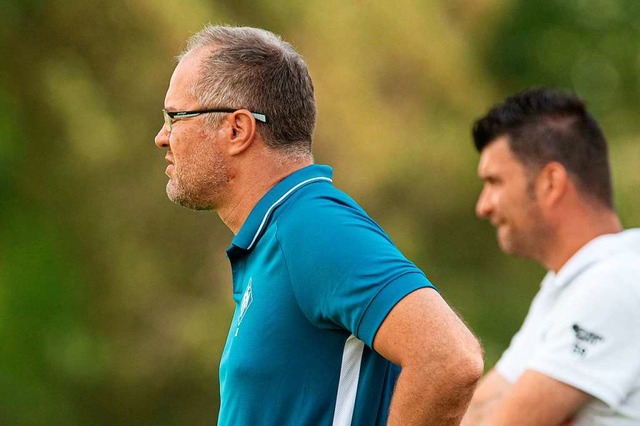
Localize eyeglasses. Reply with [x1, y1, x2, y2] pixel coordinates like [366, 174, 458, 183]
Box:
[162, 108, 267, 132]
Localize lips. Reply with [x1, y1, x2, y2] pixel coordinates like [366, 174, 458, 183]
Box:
[489, 215, 504, 228]
[165, 157, 174, 177]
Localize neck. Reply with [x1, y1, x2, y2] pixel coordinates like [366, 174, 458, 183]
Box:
[542, 207, 622, 272]
[217, 154, 314, 234]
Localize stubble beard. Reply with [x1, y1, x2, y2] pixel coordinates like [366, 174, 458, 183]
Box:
[166, 154, 229, 211]
[498, 208, 550, 262]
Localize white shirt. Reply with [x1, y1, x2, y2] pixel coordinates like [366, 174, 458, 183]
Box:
[496, 229, 640, 425]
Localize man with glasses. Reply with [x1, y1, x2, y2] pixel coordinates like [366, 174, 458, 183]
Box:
[155, 25, 482, 425]
[462, 87, 640, 425]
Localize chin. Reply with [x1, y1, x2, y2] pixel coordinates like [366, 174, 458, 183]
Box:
[497, 235, 517, 255]
[167, 190, 212, 211]
[166, 176, 220, 210]
[498, 241, 512, 254]
[170, 196, 209, 211]
[499, 238, 533, 259]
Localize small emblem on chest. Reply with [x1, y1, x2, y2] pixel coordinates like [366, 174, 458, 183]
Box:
[237, 277, 254, 327]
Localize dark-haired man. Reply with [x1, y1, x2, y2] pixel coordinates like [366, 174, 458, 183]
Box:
[155, 25, 483, 425]
[463, 87, 640, 425]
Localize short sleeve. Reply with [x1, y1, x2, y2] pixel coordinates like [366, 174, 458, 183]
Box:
[495, 280, 555, 383]
[528, 259, 640, 409]
[495, 329, 533, 383]
[276, 194, 435, 348]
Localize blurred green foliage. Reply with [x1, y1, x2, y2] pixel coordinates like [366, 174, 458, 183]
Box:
[1, 0, 638, 424]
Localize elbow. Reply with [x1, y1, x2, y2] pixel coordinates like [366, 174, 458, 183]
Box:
[458, 337, 485, 390]
[445, 336, 484, 393]
[462, 338, 485, 388]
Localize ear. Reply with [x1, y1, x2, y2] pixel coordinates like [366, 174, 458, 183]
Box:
[223, 109, 259, 156]
[535, 162, 568, 207]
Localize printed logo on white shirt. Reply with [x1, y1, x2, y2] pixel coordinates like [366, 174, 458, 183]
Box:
[572, 323, 604, 357]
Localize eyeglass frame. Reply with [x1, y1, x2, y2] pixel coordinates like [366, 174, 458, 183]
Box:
[162, 108, 267, 132]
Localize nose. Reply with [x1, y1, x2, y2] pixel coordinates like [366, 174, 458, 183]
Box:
[475, 186, 492, 219]
[155, 125, 169, 149]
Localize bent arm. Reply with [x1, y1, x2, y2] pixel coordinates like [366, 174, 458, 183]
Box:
[464, 368, 591, 425]
[461, 369, 511, 426]
[373, 288, 484, 425]
[483, 369, 591, 426]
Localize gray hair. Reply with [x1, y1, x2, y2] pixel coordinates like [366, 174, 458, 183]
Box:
[180, 26, 316, 156]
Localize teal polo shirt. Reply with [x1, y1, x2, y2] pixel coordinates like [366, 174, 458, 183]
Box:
[218, 164, 436, 426]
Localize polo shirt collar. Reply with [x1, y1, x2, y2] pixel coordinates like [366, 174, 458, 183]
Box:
[228, 164, 333, 253]
[546, 229, 640, 289]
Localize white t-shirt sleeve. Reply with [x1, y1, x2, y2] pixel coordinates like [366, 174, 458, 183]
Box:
[495, 274, 556, 383]
[528, 259, 640, 409]
[496, 305, 542, 382]
[495, 330, 530, 383]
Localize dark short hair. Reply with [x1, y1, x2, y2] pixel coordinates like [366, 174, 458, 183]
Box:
[472, 87, 613, 208]
[181, 26, 316, 157]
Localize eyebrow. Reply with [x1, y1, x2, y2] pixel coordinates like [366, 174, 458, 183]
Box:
[163, 102, 186, 112]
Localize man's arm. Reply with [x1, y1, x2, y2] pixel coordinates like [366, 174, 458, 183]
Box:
[463, 369, 591, 425]
[461, 369, 511, 426]
[485, 370, 591, 425]
[373, 287, 484, 425]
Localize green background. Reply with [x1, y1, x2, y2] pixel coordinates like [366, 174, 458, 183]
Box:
[1, 0, 639, 424]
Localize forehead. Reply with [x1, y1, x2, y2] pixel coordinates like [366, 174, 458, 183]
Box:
[477, 136, 525, 177]
[164, 49, 210, 109]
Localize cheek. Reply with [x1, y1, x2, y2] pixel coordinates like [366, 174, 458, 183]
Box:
[171, 129, 221, 170]
[500, 186, 522, 206]
[168, 135, 180, 155]
[169, 134, 195, 162]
